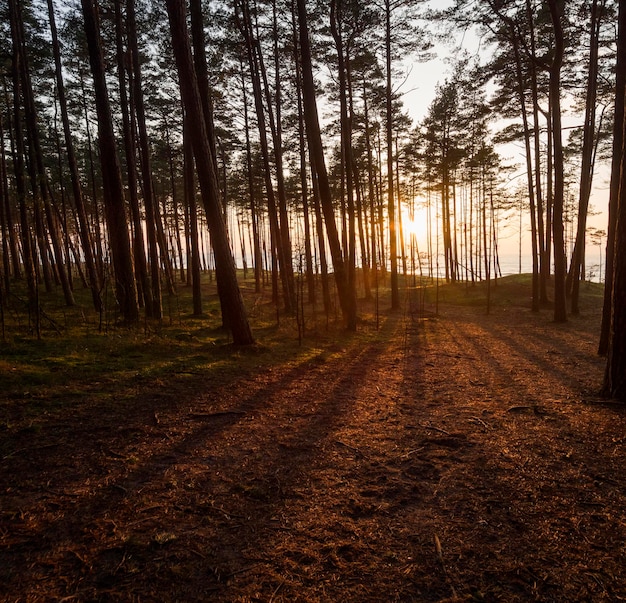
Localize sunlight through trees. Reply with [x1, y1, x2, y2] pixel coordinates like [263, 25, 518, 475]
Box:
[0, 0, 622, 356]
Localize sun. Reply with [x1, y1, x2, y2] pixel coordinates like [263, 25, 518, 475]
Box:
[402, 208, 430, 249]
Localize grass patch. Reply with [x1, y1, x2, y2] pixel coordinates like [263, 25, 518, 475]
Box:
[0, 271, 604, 429]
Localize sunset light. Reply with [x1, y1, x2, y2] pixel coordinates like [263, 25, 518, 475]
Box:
[3, 0, 625, 600]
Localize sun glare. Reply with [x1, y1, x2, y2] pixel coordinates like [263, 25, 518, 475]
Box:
[403, 208, 429, 249]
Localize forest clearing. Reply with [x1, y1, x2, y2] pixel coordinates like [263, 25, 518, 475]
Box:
[1, 276, 624, 602]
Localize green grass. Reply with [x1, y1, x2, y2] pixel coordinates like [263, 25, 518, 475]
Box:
[420, 273, 604, 311]
[0, 270, 605, 428]
[0, 272, 370, 426]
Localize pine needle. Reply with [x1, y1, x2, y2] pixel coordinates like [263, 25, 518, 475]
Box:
[434, 533, 443, 563]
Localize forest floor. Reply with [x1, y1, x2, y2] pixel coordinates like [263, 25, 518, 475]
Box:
[1, 276, 625, 602]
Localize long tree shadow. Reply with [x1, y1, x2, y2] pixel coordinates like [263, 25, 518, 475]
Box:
[394, 306, 626, 601]
[0, 319, 402, 600]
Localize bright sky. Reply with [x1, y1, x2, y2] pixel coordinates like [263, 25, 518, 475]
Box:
[397, 10, 611, 269]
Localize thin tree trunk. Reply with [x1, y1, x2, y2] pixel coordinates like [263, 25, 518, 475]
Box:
[310, 150, 331, 318]
[8, 0, 38, 319]
[162, 114, 185, 283]
[268, 0, 296, 311]
[296, 0, 356, 330]
[16, 0, 73, 305]
[235, 0, 290, 314]
[127, 0, 167, 317]
[291, 18, 316, 305]
[568, 0, 604, 315]
[241, 60, 263, 295]
[0, 96, 20, 283]
[48, 0, 101, 312]
[363, 76, 378, 288]
[512, 24, 540, 311]
[385, 0, 399, 309]
[78, 66, 105, 284]
[166, 0, 254, 344]
[330, 0, 357, 310]
[81, 0, 139, 323]
[0, 112, 10, 294]
[526, 0, 549, 304]
[191, 0, 246, 327]
[183, 112, 203, 317]
[600, 0, 626, 355]
[602, 0, 626, 397]
[548, 0, 567, 323]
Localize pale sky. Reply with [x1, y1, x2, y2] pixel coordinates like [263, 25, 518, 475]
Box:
[397, 14, 611, 270]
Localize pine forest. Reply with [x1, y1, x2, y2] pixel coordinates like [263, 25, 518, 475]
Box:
[2, 0, 626, 600]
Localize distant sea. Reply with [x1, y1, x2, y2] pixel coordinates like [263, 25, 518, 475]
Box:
[497, 253, 605, 284]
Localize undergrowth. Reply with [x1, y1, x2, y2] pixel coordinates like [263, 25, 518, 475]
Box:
[0, 270, 604, 427]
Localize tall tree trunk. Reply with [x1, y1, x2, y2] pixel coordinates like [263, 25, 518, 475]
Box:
[363, 76, 379, 287]
[241, 60, 263, 295]
[183, 112, 203, 317]
[291, 14, 316, 305]
[166, 0, 254, 344]
[234, 0, 291, 314]
[48, 0, 101, 312]
[268, 0, 296, 311]
[545, 102, 554, 284]
[547, 0, 567, 323]
[190, 0, 244, 326]
[526, 0, 549, 304]
[355, 162, 371, 299]
[310, 150, 332, 318]
[243, 0, 296, 311]
[385, 0, 399, 309]
[127, 0, 167, 317]
[0, 97, 20, 283]
[15, 0, 74, 306]
[513, 27, 540, 311]
[330, 0, 357, 311]
[78, 66, 105, 284]
[602, 0, 626, 398]
[0, 112, 10, 295]
[296, 0, 357, 330]
[81, 0, 139, 323]
[162, 113, 185, 283]
[113, 0, 151, 313]
[600, 0, 626, 355]
[8, 0, 38, 322]
[567, 0, 604, 315]
[492, 6, 540, 310]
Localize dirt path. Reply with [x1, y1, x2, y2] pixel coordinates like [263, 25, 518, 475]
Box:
[2, 301, 625, 602]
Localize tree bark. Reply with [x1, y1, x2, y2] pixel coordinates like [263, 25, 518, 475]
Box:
[235, 0, 295, 314]
[602, 0, 626, 398]
[0, 97, 20, 284]
[183, 112, 203, 317]
[81, 0, 139, 323]
[599, 0, 626, 355]
[567, 0, 604, 315]
[127, 0, 167, 317]
[113, 0, 151, 313]
[547, 0, 567, 323]
[166, 0, 254, 345]
[8, 0, 38, 325]
[385, 0, 399, 309]
[330, 0, 357, 310]
[525, 0, 549, 304]
[16, 0, 74, 306]
[190, 0, 243, 326]
[48, 0, 101, 312]
[296, 0, 357, 330]
[291, 10, 316, 305]
[240, 60, 263, 295]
